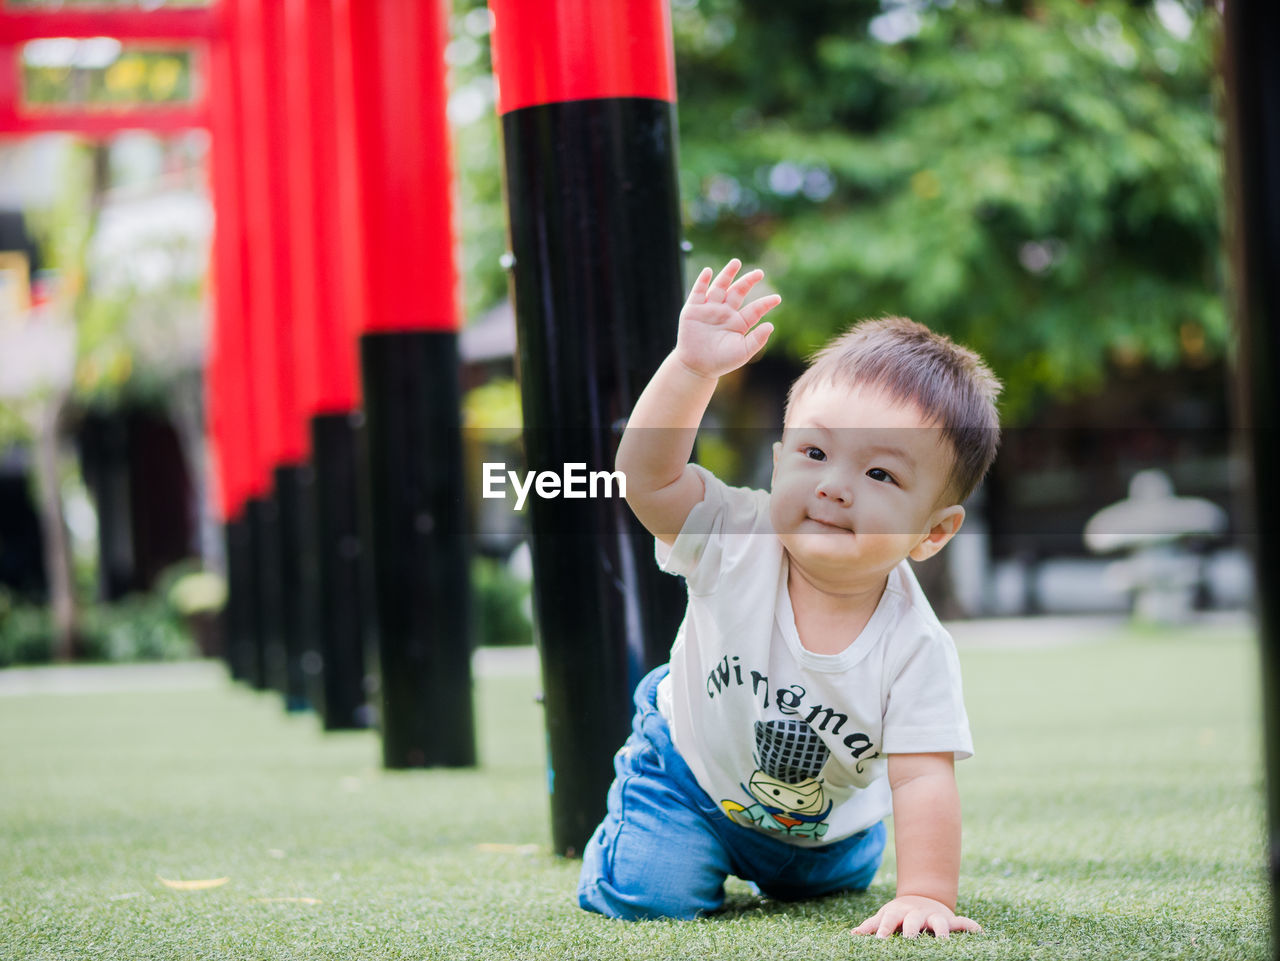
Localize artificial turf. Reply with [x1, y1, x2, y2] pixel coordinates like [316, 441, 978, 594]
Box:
[0, 621, 1268, 960]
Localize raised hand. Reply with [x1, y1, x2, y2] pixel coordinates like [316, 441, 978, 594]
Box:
[674, 259, 781, 380]
[851, 895, 983, 940]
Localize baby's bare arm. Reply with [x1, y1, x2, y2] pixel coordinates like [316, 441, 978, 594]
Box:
[616, 260, 779, 543]
[851, 753, 982, 940]
[615, 354, 716, 543]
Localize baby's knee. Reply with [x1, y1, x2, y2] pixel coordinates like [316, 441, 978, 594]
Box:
[577, 865, 722, 921]
[577, 825, 725, 921]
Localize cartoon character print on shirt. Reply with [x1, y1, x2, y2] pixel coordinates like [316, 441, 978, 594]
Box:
[721, 719, 834, 840]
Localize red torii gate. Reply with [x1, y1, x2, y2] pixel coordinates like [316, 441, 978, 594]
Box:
[0, 0, 471, 750]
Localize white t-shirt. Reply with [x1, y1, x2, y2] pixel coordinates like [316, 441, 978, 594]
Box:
[655, 465, 973, 847]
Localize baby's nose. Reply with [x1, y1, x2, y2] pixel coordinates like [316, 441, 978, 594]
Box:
[816, 476, 852, 503]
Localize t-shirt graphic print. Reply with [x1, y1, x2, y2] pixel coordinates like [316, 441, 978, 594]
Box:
[721, 719, 835, 840]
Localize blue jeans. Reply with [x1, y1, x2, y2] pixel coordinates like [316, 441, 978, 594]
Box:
[577, 665, 886, 920]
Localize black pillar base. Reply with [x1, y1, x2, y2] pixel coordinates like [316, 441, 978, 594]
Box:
[274, 464, 311, 713]
[223, 516, 252, 682]
[360, 330, 476, 769]
[310, 411, 372, 730]
[244, 495, 280, 692]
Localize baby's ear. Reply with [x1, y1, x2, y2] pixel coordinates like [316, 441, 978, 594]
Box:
[909, 505, 965, 562]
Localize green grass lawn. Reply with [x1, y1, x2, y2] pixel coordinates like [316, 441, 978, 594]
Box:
[0, 622, 1268, 960]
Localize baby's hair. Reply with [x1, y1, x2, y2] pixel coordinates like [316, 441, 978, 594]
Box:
[784, 316, 1002, 503]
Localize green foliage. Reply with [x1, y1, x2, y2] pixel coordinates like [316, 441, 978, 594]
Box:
[24, 51, 194, 109]
[471, 554, 533, 647]
[19, 138, 207, 415]
[0, 403, 32, 449]
[80, 591, 196, 662]
[72, 218, 206, 409]
[450, 2, 509, 322]
[0, 567, 200, 667]
[20, 145, 94, 362]
[0, 590, 55, 667]
[675, 0, 1223, 420]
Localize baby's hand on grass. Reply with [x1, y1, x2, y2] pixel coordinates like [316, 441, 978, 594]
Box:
[674, 259, 780, 380]
[851, 895, 982, 940]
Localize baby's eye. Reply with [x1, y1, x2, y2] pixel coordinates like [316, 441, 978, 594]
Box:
[866, 467, 896, 484]
[803, 446, 826, 462]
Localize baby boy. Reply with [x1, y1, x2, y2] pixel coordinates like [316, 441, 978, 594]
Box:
[577, 260, 1000, 939]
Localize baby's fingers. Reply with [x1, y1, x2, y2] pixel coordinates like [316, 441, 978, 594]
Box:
[724, 268, 764, 310]
[874, 905, 910, 939]
[923, 914, 983, 939]
[743, 322, 773, 359]
[741, 293, 781, 328]
[901, 911, 929, 940]
[705, 259, 742, 303]
[851, 908, 885, 936]
[925, 913, 953, 940]
[685, 266, 714, 304]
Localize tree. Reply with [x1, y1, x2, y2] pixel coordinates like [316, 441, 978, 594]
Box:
[672, 0, 1223, 420]
[7, 143, 110, 660]
[7, 135, 210, 657]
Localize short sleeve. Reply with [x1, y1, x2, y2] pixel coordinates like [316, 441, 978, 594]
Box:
[880, 628, 973, 761]
[654, 464, 768, 596]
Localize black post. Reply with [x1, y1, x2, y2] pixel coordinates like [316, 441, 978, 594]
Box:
[248, 493, 286, 693]
[242, 495, 274, 690]
[309, 412, 372, 729]
[274, 464, 312, 712]
[295, 459, 324, 715]
[360, 332, 476, 768]
[1222, 4, 1280, 955]
[223, 515, 253, 682]
[493, 1, 690, 855]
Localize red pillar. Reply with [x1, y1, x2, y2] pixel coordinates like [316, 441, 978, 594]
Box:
[207, 5, 256, 526]
[489, 0, 689, 855]
[330, 0, 374, 343]
[287, 0, 359, 417]
[207, 8, 260, 684]
[232, 0, 308, 704]
[335, 0, 458, 332]
[333, 0, 475, 768]
[283, 0, 369, 730]
[233, 0, 306, 476]
[231, 0, 282, 490]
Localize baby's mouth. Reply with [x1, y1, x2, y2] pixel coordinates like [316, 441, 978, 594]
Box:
[807, 513, 851, 532]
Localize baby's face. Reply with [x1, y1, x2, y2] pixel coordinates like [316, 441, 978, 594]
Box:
[770, 381, 961, 587]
